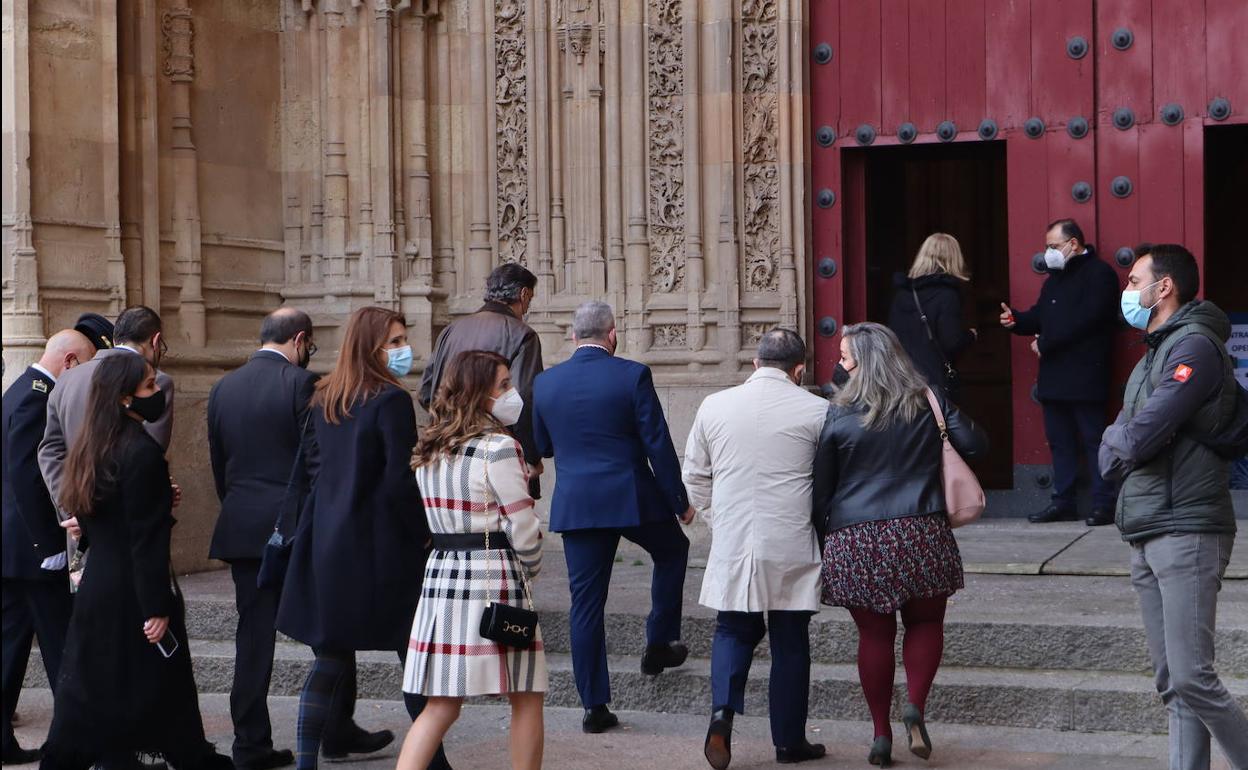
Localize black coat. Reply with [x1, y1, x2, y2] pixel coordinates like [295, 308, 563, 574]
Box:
[813, 390, 989, 540]
[1008, 247, 1122, 402]
[2, 367, 64, 580]
[887, 273, 976, 395]
[43, 424, 213, 761]
[207, 350, 318, 562]
[276, 384, 430, 652]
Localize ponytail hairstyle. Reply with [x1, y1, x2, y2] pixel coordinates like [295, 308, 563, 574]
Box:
[60, 354, 151, 517]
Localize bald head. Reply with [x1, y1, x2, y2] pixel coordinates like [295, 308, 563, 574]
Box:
[40, 329, 97, 377]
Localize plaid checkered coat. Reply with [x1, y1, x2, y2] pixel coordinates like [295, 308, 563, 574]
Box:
[403, 432, 547, 697]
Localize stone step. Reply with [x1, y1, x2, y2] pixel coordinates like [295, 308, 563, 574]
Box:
[181, 596, 1248, 677]
[29, 641, 1248, 735]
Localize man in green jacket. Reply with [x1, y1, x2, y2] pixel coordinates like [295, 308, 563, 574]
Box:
[1098, 243, 1247, 770]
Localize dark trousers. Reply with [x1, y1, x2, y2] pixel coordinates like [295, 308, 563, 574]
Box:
[562, 517, 690, 708]
[230, 560, 360, 765]
[1042, 400, 1116, 511]
[2, 577, 72, 753]
[710, 610, 813, 749]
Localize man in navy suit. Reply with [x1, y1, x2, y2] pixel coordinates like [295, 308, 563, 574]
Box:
[2, 329, 98, 763]
[533, 301, 694, 733]
[208, 308, 387, 768]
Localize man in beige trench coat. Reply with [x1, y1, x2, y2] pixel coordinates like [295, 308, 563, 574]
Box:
[682, 329, 829, 770]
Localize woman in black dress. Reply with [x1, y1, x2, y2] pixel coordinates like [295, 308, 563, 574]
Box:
[275, 306, 443, 770]
[41, 354, 230, 769]
[887, 233, 977, 400]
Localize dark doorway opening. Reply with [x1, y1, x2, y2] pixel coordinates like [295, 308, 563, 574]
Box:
[1205, 125, 1248, 317]
[845, 142, 1013, 489]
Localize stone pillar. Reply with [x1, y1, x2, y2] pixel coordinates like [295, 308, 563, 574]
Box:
[163, 2, 207, 347]
[1, 0, 43, 385]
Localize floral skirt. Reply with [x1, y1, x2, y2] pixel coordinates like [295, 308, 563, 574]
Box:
[820, 513, 964, 614]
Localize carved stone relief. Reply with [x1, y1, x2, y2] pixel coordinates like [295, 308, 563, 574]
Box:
[651, 323, 688, 348]
[161, 8, 194, 81]
[646, 0, 685, 293]
[741, 0, 779, 292]
[741, 322, 770, 348]
[496, 0, 529, 266]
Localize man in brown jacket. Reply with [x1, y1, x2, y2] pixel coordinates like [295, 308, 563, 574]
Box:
[419, 263, 544, 495]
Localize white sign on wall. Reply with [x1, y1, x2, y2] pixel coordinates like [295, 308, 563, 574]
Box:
[1229, 313, 1248, 392]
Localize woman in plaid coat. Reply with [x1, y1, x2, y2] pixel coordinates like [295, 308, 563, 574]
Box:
[399, 350, 546, 770]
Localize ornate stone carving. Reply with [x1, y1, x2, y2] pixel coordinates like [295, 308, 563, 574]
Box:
[647, 0, 685, 293]
[161, 8, 194, 82]
[741, 322, 771, 348]
[560, 23, 595, 64]
[651, 323, 687, 348]
[495, 0, 528, 266]
[741, 0, 779, 292]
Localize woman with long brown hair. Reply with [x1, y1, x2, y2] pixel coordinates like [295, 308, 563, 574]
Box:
[275, 307, 447, 769]
[398, 350, 545, 770]
[41, 355, 230, 769]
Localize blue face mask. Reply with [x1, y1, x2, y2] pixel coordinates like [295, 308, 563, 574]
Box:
[386, 345, 413, 377]
[1120, 280, 1162, 330]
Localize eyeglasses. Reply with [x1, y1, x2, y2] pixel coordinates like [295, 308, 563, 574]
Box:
[156, 336, 168, 364]
[305, 340, 318, 358]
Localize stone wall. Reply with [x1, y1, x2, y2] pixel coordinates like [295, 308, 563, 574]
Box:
[3, 0, 809, 572]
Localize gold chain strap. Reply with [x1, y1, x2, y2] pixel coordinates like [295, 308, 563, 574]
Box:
[481, 436, 535, 611]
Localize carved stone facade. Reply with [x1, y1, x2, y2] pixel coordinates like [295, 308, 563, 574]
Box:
[2, 0, 809, 570]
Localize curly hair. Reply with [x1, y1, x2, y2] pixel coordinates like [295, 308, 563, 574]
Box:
[412, 350, 510, 467]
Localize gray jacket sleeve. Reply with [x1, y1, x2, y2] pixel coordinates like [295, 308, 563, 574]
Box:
[510, 330, 544, 466]
[1099, 335, 1224, 475]
[418, 326, 451, 410]
[144, 371, 175, 452]
[38, 385, 70, 522]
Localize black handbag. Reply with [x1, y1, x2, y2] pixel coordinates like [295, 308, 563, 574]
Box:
[257, 413, 312, 590]
[911, 285, 959, 391]
[477, 442, 539, 649]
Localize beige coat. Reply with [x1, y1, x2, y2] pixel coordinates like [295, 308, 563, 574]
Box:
[683, 367, 828, 613]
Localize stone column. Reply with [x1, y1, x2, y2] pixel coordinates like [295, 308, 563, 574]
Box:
[101, 0, 129, 315]
[1, 0, 43, 384]
[467, 0, 492, 292]
[163, 2, 206, 347]
[322, 2, 349, 282]
[371, 0, 398, 306]
[620, 0, 649, 353]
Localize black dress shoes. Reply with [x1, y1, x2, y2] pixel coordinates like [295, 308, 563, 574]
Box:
[703, 708, 733, 770]
[582, 704, 620, 734]
[1085, 508, 1115, 527]
[322, 727, 395, 760]
[775, 740, 826, 764]
[1027, 505, 1077, 523]
[640, 641, 689, 676]
[237, 749, 294, 770]
[1, 744, 43, 764]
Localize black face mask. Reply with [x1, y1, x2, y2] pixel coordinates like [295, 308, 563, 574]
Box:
[127, 390, 167, 423]
[832, 363, 852, 387]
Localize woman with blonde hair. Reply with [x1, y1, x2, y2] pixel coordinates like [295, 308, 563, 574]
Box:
[887, 233, 977, 399]
[398, 350, 546, 770]
[276, 306, 448, 769]
[814, 323, 987, 767]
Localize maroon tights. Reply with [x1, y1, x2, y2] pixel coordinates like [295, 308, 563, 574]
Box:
[848, 595, 949, 741]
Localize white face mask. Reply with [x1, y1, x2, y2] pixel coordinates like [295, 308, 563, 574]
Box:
[1043, 247, 1067, 270]
[490, 387, 524, 427]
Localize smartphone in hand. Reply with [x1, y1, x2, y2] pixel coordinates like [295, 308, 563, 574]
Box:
[156, 629, 179, 658]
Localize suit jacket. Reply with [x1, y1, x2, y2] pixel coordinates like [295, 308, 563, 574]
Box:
[38, 348, 174, 565]
[276, 384, 430, 651]
[532, 346, 688, 532]
[207, 350, 318, 562]
[2, 367, 63, 580]
[682, 368, 827, 612]
[419, 302, 544, 470]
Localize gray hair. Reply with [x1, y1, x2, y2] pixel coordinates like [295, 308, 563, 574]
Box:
[756, 328, 805, 371]
[572, 301, 615, 341]
[833, 322, 929, 430]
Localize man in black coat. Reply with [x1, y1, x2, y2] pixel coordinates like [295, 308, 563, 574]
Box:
[1001, 218, 1121, 525]
[2, 329, 98, 763]
[207, 309, 387, 769]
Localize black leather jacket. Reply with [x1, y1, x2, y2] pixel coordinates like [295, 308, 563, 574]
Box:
[813, 390, 988, 540]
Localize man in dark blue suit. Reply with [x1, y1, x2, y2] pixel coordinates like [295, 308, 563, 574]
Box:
[533, 301, 694, 733]
[2, 329, 98, 763]
[208, 309, 387, 769]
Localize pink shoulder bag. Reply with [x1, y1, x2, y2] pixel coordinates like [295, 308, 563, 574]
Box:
[923, 389, 986, 527]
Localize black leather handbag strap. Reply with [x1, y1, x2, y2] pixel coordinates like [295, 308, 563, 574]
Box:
[911, 285, 956, 377]
[273, 412, 313, 537]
